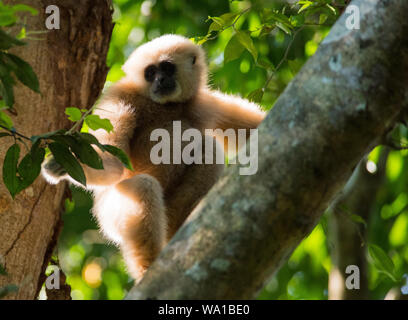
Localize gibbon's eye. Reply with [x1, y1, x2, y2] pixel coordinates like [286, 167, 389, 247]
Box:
[192, 55, 196, 65]
[144, 65, 157, 82]
[159, 61, 176, 76]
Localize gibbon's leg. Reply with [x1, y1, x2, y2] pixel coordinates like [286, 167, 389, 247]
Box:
[165, 135, 224, 240]
[94, 174, 166, 281]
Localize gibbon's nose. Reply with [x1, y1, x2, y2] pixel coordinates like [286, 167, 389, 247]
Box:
[157, 74, 166, 85]
[155, 74, 175, 93]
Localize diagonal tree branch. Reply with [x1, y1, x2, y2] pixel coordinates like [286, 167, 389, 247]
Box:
[127, 0, 408, 300]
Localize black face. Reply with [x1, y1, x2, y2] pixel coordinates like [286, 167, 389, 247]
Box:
[144, 61, 177, 96]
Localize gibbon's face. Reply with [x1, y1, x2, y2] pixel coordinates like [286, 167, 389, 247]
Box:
[122, 34, 208, 104]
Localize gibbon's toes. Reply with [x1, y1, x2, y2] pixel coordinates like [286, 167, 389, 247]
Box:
[129, 263, 148, 283]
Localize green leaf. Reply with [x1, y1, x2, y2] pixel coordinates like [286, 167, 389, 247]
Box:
[287, 59, 303, 75]
[276, 22, 292, 35]
[50, 134, 103, 170]
[3, 143, 21, 198]
[224, 34, 245, 64]
[0, 12, 16, 27]
[325, 4, 337, 15]
[368, 244, 398, 282]
[264, 10, 293, 27]
[349, 214, 367, 227]
[208, 12, 237, 31]
[65, 107, 83, 122]
[289, 14, 305, 27]
[11, 4, 38, 16]
[319, 13, 328, 25]
[0, 29, 25, 50]
[236, 31, 258, 61]
[103, 144, 133, 171]
[256, 57, 275, 70]
[191, 35, 209, 45]
[298, 1, 313, 13]
[247, 88, 264, 103]
[259, 25, 275, 38]
[85, 114, 114, 132]
[71, 140, 104, 170]
[208, 22, 222, 33]
[17, 144, 45, 189]
[219, 13, 238, 27]
[74, 132, 105, 151]
[48, 142, 87, 185]
[0, 110, 13, 129]
[2, 53, 40, 93]
[0, 74, 15, 107]
[65, 198, 75, 213]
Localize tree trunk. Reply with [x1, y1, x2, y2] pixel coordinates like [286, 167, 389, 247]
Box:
[328, 150, 388, 300]
[127, 0, 408, 300]
[0, 0, 112, 299]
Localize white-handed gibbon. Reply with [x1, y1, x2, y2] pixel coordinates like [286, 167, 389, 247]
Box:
[42, 34, 266, 281]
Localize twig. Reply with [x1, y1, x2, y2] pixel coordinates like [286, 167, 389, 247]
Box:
[66, 105, 97, 135]
[263, 26, 305, 91]
[205, 7, 251, 41]
[0, 125, 31, 141]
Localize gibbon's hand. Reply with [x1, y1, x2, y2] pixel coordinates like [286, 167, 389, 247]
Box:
[41, 155, 67, 184]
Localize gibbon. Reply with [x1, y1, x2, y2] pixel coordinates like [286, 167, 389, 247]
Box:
[42, 34, 266, 281]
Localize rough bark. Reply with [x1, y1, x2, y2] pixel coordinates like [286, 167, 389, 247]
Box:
[328, 150, 388, 300]
[127, 0, 408, 300]
[0, 0, 112, 299]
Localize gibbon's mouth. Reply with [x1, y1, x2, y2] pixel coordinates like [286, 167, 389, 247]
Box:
[150, 81, 182, 104]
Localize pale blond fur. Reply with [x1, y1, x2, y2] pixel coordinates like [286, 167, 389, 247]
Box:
[42, 34, 266, 281]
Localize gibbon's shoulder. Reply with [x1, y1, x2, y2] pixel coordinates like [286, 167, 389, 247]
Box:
[104, 79, 150, 104]
[192, 88, 265, 120]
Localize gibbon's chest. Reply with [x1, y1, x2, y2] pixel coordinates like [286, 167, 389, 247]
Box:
[128, 103, 199, 188]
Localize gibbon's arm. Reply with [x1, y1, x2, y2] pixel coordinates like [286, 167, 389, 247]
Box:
[82, 91, 139, 186]
[42, 84, 138, 187]
[41, 150, 125, 187]
[194, 89, 266, 152]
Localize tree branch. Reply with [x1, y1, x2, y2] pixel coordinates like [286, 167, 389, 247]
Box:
[127, 0, 408, 299]
[328, 149, 389, 299]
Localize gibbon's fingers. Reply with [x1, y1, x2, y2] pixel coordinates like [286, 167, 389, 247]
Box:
[165, 135, 224, 239]
[115, 174, 167, 281]
[41, 155, 67, 184]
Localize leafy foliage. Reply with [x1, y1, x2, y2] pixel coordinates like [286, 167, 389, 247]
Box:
[0, 1, 39, 117]
[0, 3, 132, 195]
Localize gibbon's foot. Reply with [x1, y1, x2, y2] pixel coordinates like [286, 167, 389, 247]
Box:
[41, 155, 67, 184]
[113, 174, 167, 281]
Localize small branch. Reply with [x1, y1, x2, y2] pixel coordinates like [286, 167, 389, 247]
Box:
[0, 125, 31, 141]
[205, 7, 251, 41]
[66, 105, 96, 135]
[263, 26, 304, 91]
